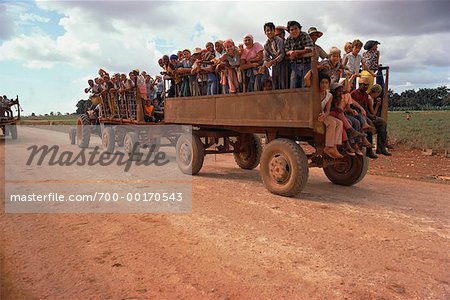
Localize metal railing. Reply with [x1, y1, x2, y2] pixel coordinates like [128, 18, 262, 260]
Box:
[95, 88, 162, 123]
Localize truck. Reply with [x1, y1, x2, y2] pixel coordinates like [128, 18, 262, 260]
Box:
[75, 55, 390, 197]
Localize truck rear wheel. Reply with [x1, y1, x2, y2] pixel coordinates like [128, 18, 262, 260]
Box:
[102, 127, 115, 153]
[124, 132, 140, 161]
[176, 133, 204, 175]
[76, 114, 91, 148]
[323, 153, 368, 186]
[260, 138, 308, 197]
[233, 133, 262, 170]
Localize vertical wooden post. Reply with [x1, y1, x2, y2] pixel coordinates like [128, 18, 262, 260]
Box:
[136, 87, 145, 122]
[381, 66, 389, 122]
[310, 51, 325, 150]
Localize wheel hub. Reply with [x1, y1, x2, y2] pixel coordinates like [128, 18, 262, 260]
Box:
[269, 155, 290, 182]
[179, 142, 192, 165]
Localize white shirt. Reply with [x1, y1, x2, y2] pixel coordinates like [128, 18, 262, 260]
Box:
[321, 91, 332, 112]
[346, 53, 362, 75]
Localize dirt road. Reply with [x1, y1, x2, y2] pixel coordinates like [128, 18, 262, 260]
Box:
[1, 127, 449, 299]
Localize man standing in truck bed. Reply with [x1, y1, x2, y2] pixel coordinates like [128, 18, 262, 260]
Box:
[284, 20, 314, 88]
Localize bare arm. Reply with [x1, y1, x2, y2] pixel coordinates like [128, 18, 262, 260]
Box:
[369, 95, 382, 116]
[239, 58, 258, 70]
[350, 98, 367, 116]
[303, 70, 312, 88]
[218, 53, 228, 63]
[248, 50, 263, 64]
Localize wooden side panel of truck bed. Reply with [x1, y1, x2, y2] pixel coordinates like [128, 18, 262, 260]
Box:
[165, 88, 314, 128]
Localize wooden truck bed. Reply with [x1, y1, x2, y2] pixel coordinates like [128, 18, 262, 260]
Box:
[164, 88, 315, 129]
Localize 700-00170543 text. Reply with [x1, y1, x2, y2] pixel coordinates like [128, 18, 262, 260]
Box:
[9, 192, 185, 202]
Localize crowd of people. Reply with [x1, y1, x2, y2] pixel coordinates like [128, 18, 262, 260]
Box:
[84, 68, 164, 122]
[158, 21, 383, 96]
[85, 19, 390, 158]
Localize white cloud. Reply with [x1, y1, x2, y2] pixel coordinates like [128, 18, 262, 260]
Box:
[0, 33, 65, 68]
[2, 1, 449, 92]
[0, 3, 18, 39]
[19, 12, 50, 23]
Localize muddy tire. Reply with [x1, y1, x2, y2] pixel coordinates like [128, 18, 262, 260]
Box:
[102, 127, 115, 154]
[260, 138, 309, 197]
[69, 128, 76, 145]
[323, 152, 369, 186]
[176, 133, 204, 175]
[233, 134, 262, 170]
[124, 132, 140, 161]
[76, 114, 91, 148]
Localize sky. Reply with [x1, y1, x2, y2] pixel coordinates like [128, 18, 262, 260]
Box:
[0, 0, 449, 115]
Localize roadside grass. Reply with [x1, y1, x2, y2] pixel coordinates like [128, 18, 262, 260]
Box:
[20, 115, 78, 125]
[388, 110, 450, 150]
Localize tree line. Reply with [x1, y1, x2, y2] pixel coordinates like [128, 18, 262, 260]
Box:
[388, 86, 450, 110]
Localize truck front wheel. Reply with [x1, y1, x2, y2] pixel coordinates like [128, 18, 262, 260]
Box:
[260, 138, 309, 197]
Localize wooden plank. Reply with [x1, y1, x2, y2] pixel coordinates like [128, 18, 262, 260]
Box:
[165, 89, 314, 129]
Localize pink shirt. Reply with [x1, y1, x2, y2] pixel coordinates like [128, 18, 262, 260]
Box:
[241, 42, 263, 62]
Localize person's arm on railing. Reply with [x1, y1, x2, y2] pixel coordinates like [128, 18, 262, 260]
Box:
[303, 70, 312, 88]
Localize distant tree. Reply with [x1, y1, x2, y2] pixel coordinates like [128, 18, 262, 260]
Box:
[434, 86, 450, 106]
[66, 112, 70, 115]
[443, 94, 450, 106]
[389, 86, 450, 110]
[31, 112, 36, 117]
[388, 89, 401, 107]
[57, 112, 62, 116]
[50, 111, 54, 116]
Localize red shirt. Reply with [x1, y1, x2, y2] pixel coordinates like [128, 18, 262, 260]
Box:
[350, 88, 370, 111]
[351, 88, 377, 119]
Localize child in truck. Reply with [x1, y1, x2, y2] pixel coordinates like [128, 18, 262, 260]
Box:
[319, 47, 349, 84]
[318, 73, 344, 159]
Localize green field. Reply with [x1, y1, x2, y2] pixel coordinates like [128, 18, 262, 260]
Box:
[388, 110, 450, 150]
